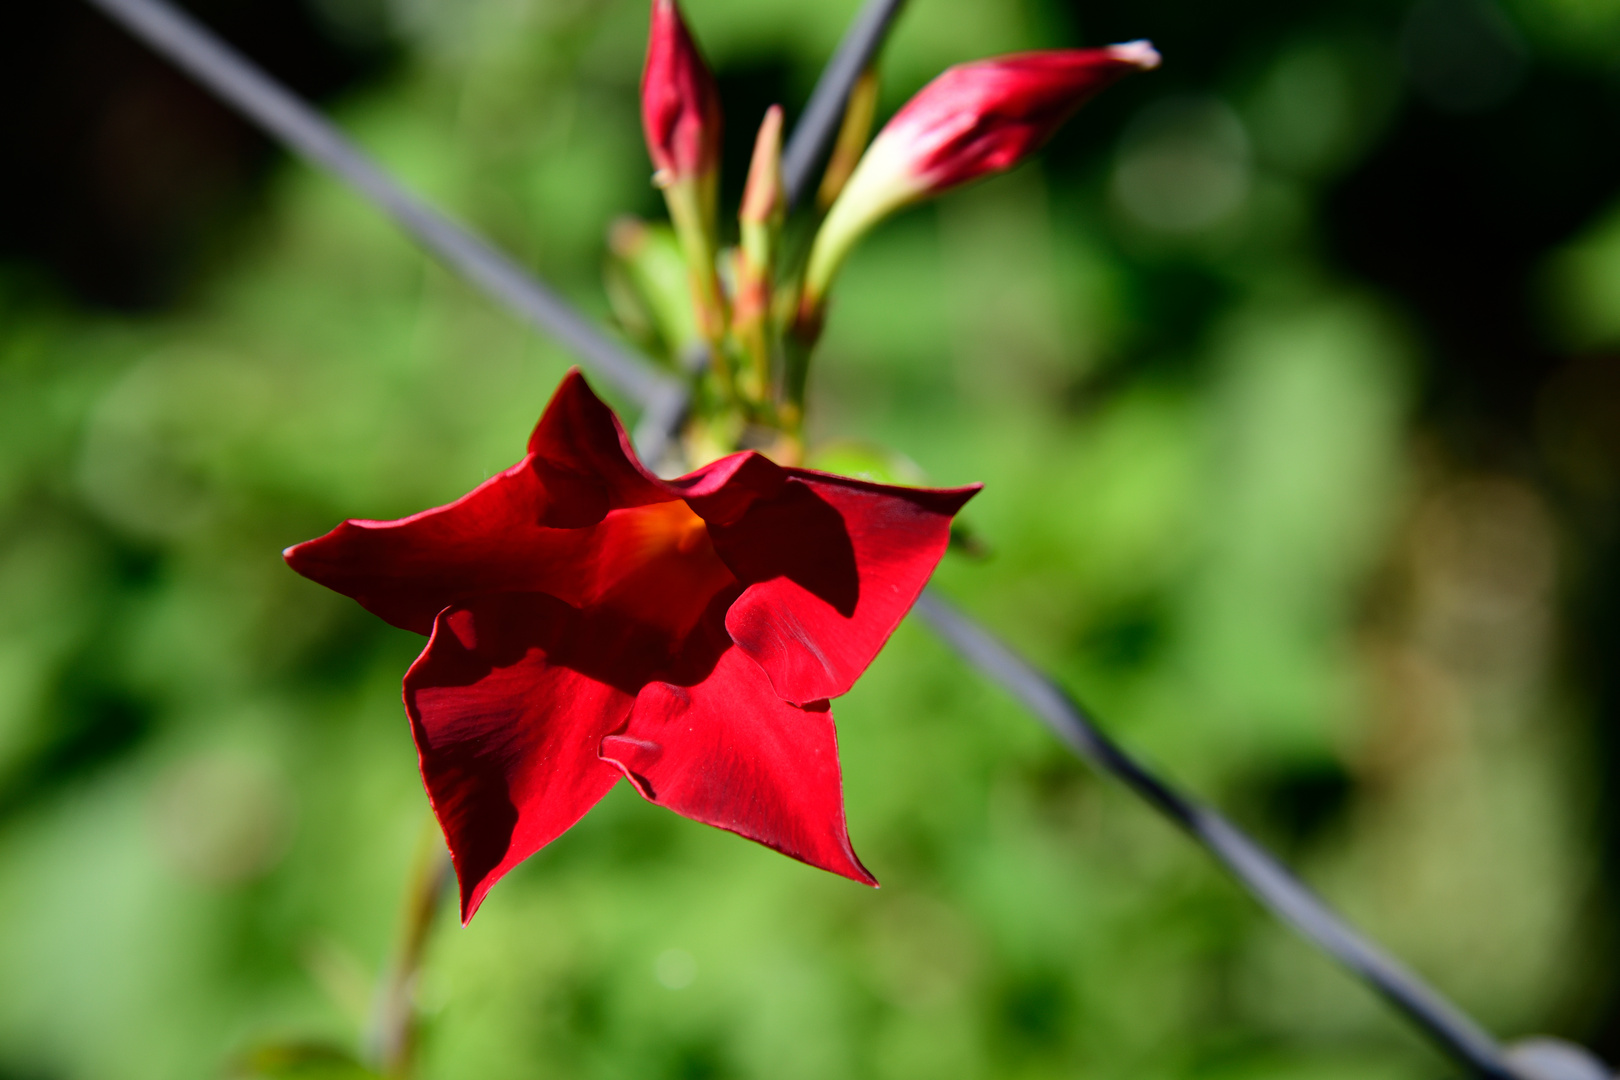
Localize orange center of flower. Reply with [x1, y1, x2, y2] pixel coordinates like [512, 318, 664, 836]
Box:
[584, 498, 737, 644]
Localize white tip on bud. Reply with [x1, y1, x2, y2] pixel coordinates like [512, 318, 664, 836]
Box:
[1108, 40, 1162, 70]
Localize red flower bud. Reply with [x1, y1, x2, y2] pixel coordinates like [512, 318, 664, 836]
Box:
[641, 0, 723, 185]
[804, 42, 1159, 307]
[876, 42, 1159, 197]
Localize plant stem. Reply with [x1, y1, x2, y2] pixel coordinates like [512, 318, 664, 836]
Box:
[369, 822, 453, 1079]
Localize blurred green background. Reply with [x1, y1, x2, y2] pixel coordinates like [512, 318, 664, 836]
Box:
[3, 0, 1620, 1076]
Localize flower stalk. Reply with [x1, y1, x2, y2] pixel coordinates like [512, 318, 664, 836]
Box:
[367, 827, 452, 1078]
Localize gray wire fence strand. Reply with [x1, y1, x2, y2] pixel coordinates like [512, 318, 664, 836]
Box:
[780, 0, 908, 209]
[81, 0, 1525, 1076]
[77, 0, 687, 464]
[911, 589, 1517, 1080]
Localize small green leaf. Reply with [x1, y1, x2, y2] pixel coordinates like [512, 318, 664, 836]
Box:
[607, 217, 704, 366]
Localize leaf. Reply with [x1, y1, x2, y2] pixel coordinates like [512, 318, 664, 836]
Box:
[226, 1042, 383, 1079]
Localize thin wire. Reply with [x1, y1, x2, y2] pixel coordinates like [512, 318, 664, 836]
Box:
[912, 589, 1518, 1080]
[80, 0, 1524, 1075]
[77, 0, 686, 465]
[780, 0, 908, 209]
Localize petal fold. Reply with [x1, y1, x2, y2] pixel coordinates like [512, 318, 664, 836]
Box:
[601, 645, 876, 886]
[717, 473, 979, 704]
[404, 593, 634, 922]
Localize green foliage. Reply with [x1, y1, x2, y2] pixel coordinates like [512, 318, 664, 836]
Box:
[0, 0, 1610, 1077]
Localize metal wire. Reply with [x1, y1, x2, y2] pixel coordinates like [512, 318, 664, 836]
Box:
[911, 590, 1518, 1079]
[78, 0, 1531, 1075]
[780, 0, 908, 209]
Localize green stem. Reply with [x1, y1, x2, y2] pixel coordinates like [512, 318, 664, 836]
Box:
[662, 176, 733, 400]
[368, 822, 453, 1079]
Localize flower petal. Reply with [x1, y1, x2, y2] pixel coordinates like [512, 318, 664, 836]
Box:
[285, 370, 670, 634]
[524, 369, 669, 526]
[663, 450, 787, 525]
[404, 593, 634, 922]
[600, 644, 876, 886]
[717, 473, 979, 704]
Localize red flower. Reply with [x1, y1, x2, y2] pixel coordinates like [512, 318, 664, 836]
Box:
[285, 372, 978, 921]
[641, 0, 723, 185]
[804, 42, 1159, 310]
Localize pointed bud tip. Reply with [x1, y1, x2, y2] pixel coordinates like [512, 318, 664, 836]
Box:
[740, 105, 785, 224]
[1108, 40, 1161, 70]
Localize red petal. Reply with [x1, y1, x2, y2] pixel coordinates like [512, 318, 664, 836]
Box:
[524, 369, 668, 526]
[716, 473, 979, 704]
[600, 644, 876, 886]
[285, 370, 670, 634]
[404, 593, 636, 922]
[662, 450, 787, 525]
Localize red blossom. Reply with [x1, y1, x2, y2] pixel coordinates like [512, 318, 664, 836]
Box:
[285, 372, 978, 921]
[641, 0, 723, 184]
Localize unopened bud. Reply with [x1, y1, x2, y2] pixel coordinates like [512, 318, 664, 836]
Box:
[803, 43, 1159, 308]
[641, 0, 723, 187]
[741, 105, 785, 228]
[641, 0, 728, 372]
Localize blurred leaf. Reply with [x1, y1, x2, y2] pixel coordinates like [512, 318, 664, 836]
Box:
[227, 1042, 381, 1079]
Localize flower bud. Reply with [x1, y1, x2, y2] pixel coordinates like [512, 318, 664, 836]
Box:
[803, 42, 1159, 310]
[740, 105, 785, 230]
[641, 0, 729, 374]
[735, 106, 785, 402]
[641, 0, 723, 188]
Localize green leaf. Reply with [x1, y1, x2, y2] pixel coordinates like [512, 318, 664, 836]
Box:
[226, 1042, 383, 1079]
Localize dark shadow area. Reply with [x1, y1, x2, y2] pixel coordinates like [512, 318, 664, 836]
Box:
[0, 0, 396, 309]
[1233, 757, 1357, 859]
[1328, 69, 1620, 443]
[0, 653, 155, 822]
[709, 480, 860, 617]
[714, 58, 799, 232]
